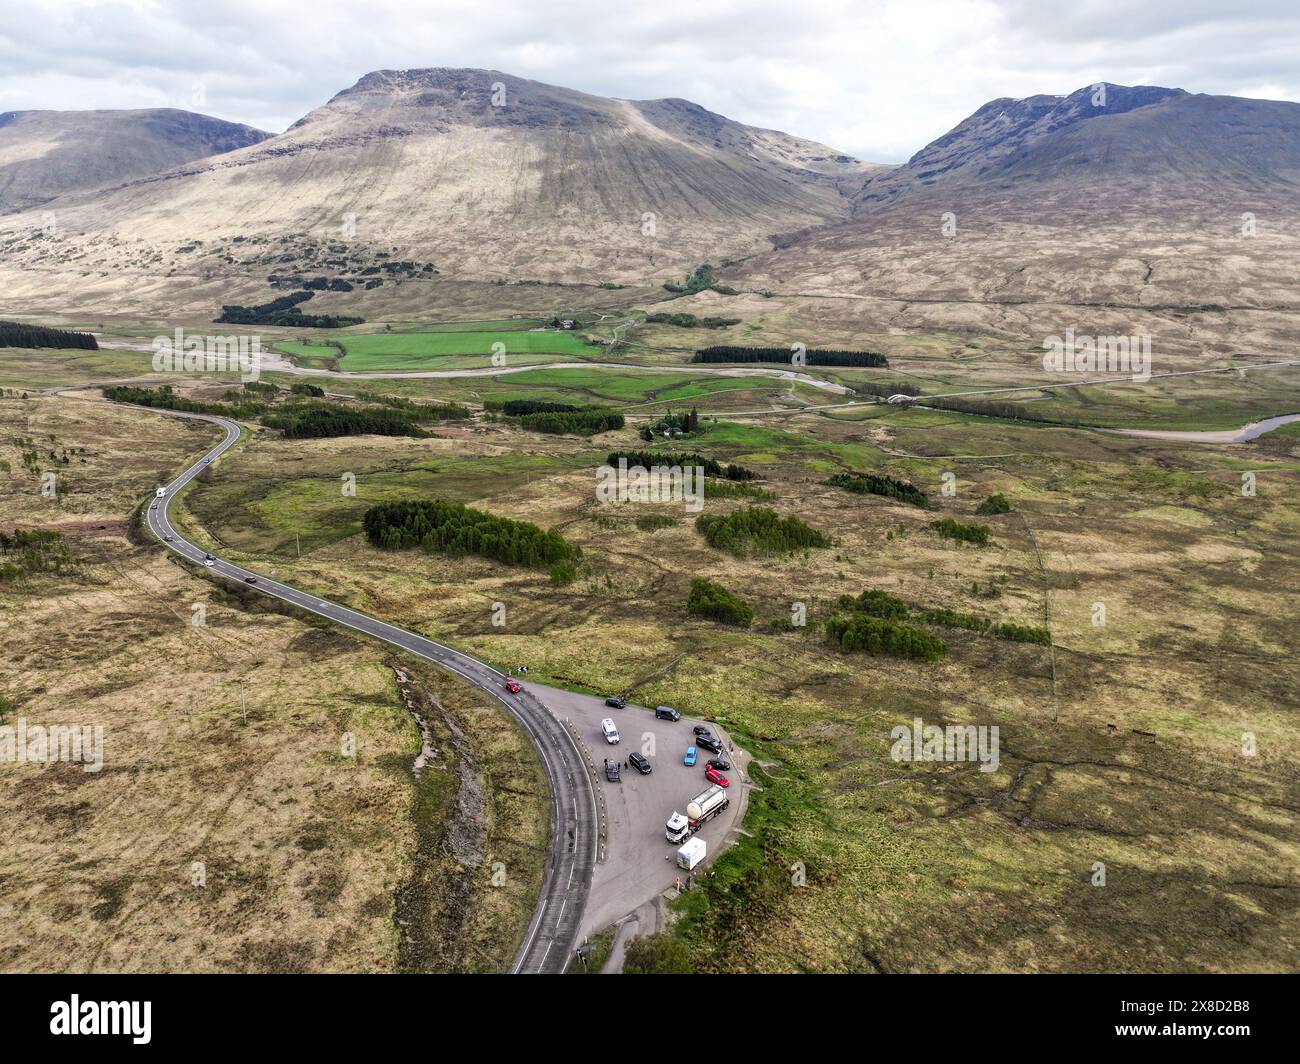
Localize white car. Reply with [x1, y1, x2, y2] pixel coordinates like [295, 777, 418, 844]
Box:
[601, 718, 621, 744]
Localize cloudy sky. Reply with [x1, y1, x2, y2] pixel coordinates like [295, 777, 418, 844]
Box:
[3, 0, 1298, 161]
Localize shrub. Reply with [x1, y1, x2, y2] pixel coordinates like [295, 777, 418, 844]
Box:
[687, 577, 754, 627]
[623, 932, 694, 974]
[826, 471, 928, 508]
[976, 493, 1012, 515]
[549, 559, 578, 587]
[991, 622, 1052, 645]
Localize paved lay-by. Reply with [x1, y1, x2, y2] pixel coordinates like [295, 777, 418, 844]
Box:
[532, 685, 748, 942]
[139, 407, 597, 974]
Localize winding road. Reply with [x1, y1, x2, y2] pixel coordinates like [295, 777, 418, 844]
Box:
[141, 407, 598, 974]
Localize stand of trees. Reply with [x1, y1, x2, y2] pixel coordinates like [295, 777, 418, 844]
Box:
[217, 290, 364, 328]
[922, 395, 1082, 426]
[517, 408, 624, 436]
[837, 589, 909, 620]
[663, 264, 725, 295]
[686, 577, 754, 627]
[695, 507, 829, 557]
[990, 622, 1052, 645]
[834, 586, 1051, 649]
[931, 517, 991, 545]
[0, 528, 73, 582]
[693, 346, 889, 368]
[825, 613, 948, 662]
[0, 321, 98, 350]
[606, 450, 756, 481]
[826, 471, 929, 508]
[644, 312, 740, 329]
[363, 499, 579, 570]
[642, 407, 701, 439]
[853, 381, 921, 399]
[494, 399, 580, 416]
[105, 385, 464, 438]
[102, 384, 264, 417]
[354, 392, 470, 421]
[261, 404, 428, 439]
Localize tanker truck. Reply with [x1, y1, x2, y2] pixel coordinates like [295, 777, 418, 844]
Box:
[665, 784, 730, 843]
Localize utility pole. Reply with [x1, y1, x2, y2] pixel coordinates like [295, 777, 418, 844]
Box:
[295, 533, 301, 559]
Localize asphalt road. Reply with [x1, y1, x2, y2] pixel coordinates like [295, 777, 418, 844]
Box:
[138, 407, 598, 974]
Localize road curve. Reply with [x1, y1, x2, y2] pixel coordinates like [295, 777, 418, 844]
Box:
[140, 406, 597, 974]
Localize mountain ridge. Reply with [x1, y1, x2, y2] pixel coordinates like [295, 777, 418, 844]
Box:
[0, 107, 271, 215]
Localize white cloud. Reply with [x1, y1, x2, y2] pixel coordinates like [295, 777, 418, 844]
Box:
[3, 0, 1299, 161]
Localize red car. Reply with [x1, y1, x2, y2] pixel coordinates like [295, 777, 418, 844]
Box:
[505, 680, 522, 694]
[704, 765, 729, 787]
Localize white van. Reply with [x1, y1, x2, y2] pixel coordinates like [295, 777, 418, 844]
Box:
[601, 718, 620, 744]
[676, 837, 707, 871]
[155, 487, 167, 497]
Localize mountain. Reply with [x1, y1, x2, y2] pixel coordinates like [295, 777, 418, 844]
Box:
[0, 68, 880, 308]
[0, 108, 271, 215]
[853, 84, 1300, 207]
[731, 84, 1300, 312]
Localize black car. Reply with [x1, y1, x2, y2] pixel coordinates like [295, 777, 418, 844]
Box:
[654, 706, 681, 721]
[604, 696, 626, 709]
[697, 734, 723, 754]
[707, 757, 731, 772]
[693, 725, 714, 739]
[605, 760, 621, 782]
[628, 751, 651, 774]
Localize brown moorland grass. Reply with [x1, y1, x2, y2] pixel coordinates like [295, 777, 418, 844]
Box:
[0, 394, 544, 972]
[152, 380, 1300, 973]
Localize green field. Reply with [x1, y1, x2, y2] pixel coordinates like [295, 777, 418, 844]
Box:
[276, 327, 602, 372]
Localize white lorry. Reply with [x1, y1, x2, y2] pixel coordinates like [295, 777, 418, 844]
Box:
[676, 837, 707, 871]
[665, 784, 730, 843]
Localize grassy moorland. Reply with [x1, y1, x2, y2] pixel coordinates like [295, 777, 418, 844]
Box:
[137, 359, 1300, 974]
[5, 305, 1299, 973]
[0, 391, 546, 973]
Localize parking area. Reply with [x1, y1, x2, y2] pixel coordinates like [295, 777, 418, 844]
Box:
[523, 683, 749, 939]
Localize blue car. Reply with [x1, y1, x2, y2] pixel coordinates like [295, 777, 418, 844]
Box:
[684, 746, 698, 766]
